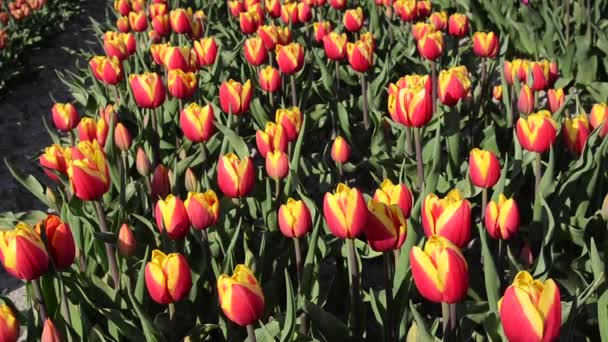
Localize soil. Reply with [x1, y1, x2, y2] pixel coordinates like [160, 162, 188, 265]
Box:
[0, 0, 106, 335]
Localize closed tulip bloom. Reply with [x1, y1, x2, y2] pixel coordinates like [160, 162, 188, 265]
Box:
[323, 183, 368, 239]
[331, 136, 350, 164]
[77, 117, 96, 142]
[276, 43, 305, 75]
[89, 56, 124, 85]
[35, 215, 75, 271]
[548, 61, 559, 86]
[152, 14, 170, 36]
[217, 153, 255, 197]
[529, 60, 550, 91]
[257, 24, 278, 50]
[170, 8, 192, 34]
[41, 319, 62, 342]
[129, 72, 166, 108]
[493, 85, 503, 101]
[590, 103, 608, 137]
[193, 37, 218, 67]
[485, 194, 519, 240]
[396, 83, 433, 127]
[244, 37, 267, 66]
[219, 79, 253, 115]
[563, 114, 590, 155]
[239, 7, 262, 34]
[438, 66, 471, 106]
[346, 39, 374, 72]
[0, 304, 19, 342]
[266, 150, 289, 180]
[265, 0, 281, 18]
[517, 84, 535, 115]
[411, 22, 434, 41]
[329, 0, 346, 10]
[128, 11, 148, 32]
[131, 0, 145, 12]
[343, 7, 364, 32]
[275, 107, 302, 140]
[184, 190, 220, 230]
[103, 31, 128, 60]
[40, 144, 67, 181]
[469, 148, 501, 189]
[297, 2, 312, 22]
[168, 69, 197, 99]
[521, 241, 534, 266]
[516, 110, 558, 153]
[256, 121, 288, 158]
[258, 66, 281, 93]
[365, 200, 407, 252]
[218, 264, 265, 326]
[136, 147, 152, 176]
[499, 271, 561, 342]
[51, 102, 79, 132]
[416, 0, 431, 16]
[422, 189, 471, 248]
[189, 10, 205, 40]
[276, 26, 293, 45]
[151, 164, 171, 200]
[163, 46, 196, 71]
[429, 11, 447, 31]
[65, 141, 111, 201]
[229, 0, 244, 16]
[0, 222, 49, 280]
[114, 123, 132, 151]
[180, 103, 215, 143]
[145, 250, 192, 304]
[410, 235, 468, 303]
[448, 13, 468, 37]
[323, 32, 347, 60]
[149, 3, 169, 17]
[278, 198, 312, 238]
[184, 168, 198, 193]
[393, 0, 417, 21]
[373, 179, 413, 218]
[472, 31, 499, 58]
[280, 2, 298, 25]
[313, 21, 331, 42]
[155, 195, 190, 240]
[114, 0, 130, 15]
[546, 88, 564, 113]
[150, 43, 168, 65]
[117, 223, 136, 257]
[417, 31, 443, 61]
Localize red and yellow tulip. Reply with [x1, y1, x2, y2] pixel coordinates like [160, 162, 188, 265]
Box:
[313, 21, 331, 42]
[343, 7, 364, 32]
[129, 72, 166, 108]
[395, 76, 433, 127]
[422, 189, 471, 248]
[280, 2, 298, 25]
[485, 194, 520, 240]
[563, 114, 590, 155]
[256, 121, 288, 158]
[0, 304, 19, 342]
[184, 190, 220, 230]
[114, 123, 132, 151]
[244, 37, 267, 66]
[429, 11, 447, 31]
[169, 8, 192, 34]
[219, 79, 253, 115]
[162, 46, 196, 71]
[323, 32, 347, 60]
[0, 222, 49, 280]
[323, 183, 368, 239]
[167, 69, 197, 99]
[128, 10, 148, 32]
[155, 195, 191, 240]
[438, 65, 471, 106]
[39, 144, 67, 181]
[529, 60, 550, 91]
[193, 37, 218, 67]
[278, 198, 312, 238]
[41, 319, 62, 342]
[265, 0, 281, 18]
[266, 150, 290, 180]
[373, 179, 413, 219]
[180, 103, 215, 143]
[275, 107, 302, 141]
[51, 102, 79, 132]
[417, 31, 443, 61]
[258, 66, 281, 93]
[365, 200, 407, 252]
[468, 148, 501, 189]
[517, 84, 535, 115]
[117, 223, 136, 257]
[257, 24, 278, 50]
[217, 264, 265, 326]
[472, 31, 499, 58]
[151, 14, 170, 36]
[411, 22, 434, 41]
[145, 250, 192, 304]
[393, 0, 417, 21]
[330, 136, 351, 164]
[89, 56, 124, 85]
[346, 39, 374, 73]
[239, 6, 262, 34]
[35, 215, 75, 271]
[515, 110, 558, 153]
[547, 88, 564, 113]
[65, 140, 111, 201]
[590, 103, 608, 137]
[217, 153, 255, 198]
[276, 43, 305, 75]
[448, 13, 468, 37]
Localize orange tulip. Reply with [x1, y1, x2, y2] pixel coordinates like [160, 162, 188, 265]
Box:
[330, 136, 351, 164]
[145, 250, 192, 304]
[217, 153, 255, 197]
[136, 147, 152, 177]
[114, 123, 132, 151]
[517, 84, 534, 115]
[117, 223, 136, 257]
[41, 319, 62, 342]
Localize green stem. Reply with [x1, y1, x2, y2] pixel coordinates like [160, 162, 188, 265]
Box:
[361, 73, 369, 130]
[414, 128, 425, 194]
[290, 74, 297, 107]
[94, 201, 120, 290]
[535, 153, 542, 199]
[294, 237, 307, 335]
[346, 238, 362, 337]
[481, 188, 488, 221]
[441, 302, 450, 340]
[32, 279, 47, 322]
[247, 324, 257, 342]
[168, 302, 176, 342]
[383, 252, 395, 342]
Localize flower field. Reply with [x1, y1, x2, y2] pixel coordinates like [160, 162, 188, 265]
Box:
[1, 0, 608, 341]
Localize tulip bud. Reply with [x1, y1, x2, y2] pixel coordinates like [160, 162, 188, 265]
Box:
[278, 198, 312, 238]
[323, 183, 367, 239]
[529, 60, 550, 91]
[343, 7, 364, 32]
[485, 194, 519, 240]
[193, 37, 218, 67]
[275, 107, 303, 141]
[51, 103, 79, 132]
[114, 0, 130, 15]
[129, 72, 166, 108]
[258, 66, 281, 93]
[492, 85, 503, 101]
[0, 304, 19, 342]
[266, 150, 289, 180]
[229, 0, 244, 17]
[265, 0, 281, 18]
[406, 321, 419, 342]
[103, 31, 129, 61]
[217, 153, 255, 198]
[117, 223, 136, 257]
[313, 21, 331, 42]
[151, 164, 171, 200]
[417, 31, 443, 61]
[395, 78, 433, 127]
[448, 13, 468, 37]
[468, 148, 500, 189]
[422, 189, 471, 248]
[499, 271, 561, 342]
[256, 122, 288, 158]
[257, 24, 278, 50]
[184, 190, 220, 230]
[546, 88, 564, 113]
[410, 235, 468, 303]
[297, 2, 312, 22]
[66, 141, 111, 201]
[517, 84, 534, 115]
[429, 11, 447, 31]
[438, 66, 471, 106]
[155, 195, 190, 240]
[182, 168, 198, 193]
[323, 32, 347, 60]
[280, 2, 298, 25]
[219, 79, 253, 115]
[549, 61, 559, 86]
[276, 43, 305, 75]
[346, 39, 374, 73]
[239, 7, 262, 34]
[114, 123, 132, 151]
[411, 22, 433, 41]
[330, 136, 351, 164]
[167, 69, 197, 99]
[145, 250, 192, 304]
[276, 26, 293, 45]
[170, 8, 192, 34]
[416, 0, 431, 17]
[151, 14, 170, 37]
[0, 222, 49, 280]
[218, 264, 265, 326]
[563, 114, 590, 155]
[472, 31, 499, 58]
[39, 144, 67, 181]
[163, 46, 196, 71]
[516, 110, 558, 153]
[365, 200, 407, 252]
[35, 215, 75, 271]
[244, 37, 267, 66]
[136, 147, 152, 176]
[89, 55, 124, 85]
[590, 103, 608, 137]
[41, 319, 62, 342]
[373, 179, 413, 218]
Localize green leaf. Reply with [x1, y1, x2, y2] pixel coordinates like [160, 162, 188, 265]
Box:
[4, 158, 50, 207]
[280, 269, 296, 342]
[477, 223, 500, 312]
[215, 123, 250, 159]
[303, 300, 350, 340]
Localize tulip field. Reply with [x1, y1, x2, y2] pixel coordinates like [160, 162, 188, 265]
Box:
[3, 0, 608, 340]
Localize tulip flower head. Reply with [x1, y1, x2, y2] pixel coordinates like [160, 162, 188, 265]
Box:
[485, 194, 520, 240]
[170, 8, 193, 34]
[117, 223, 136, 257]
[89, 56, 124, 85]
[41, 319, 62, 342]
[193, 37, 218, 67]
[256, 122, 288, 158]
[51, 102, 79, 132]
[155, 195, 191, 240]
[244, 37, 267, 66]
[145, 250, 192, 304]
[365, 200, 407, 252]
[184, 190, 220, 230]
[515, 110, 558, 153]
[429, 11, 447, 31]
[590, 103, 608, 137]
[331, 135, 351, 165]
[313, 21, 331, 42]
[35, 215, 75, 271]
[448, 13, 469, 37]
[529, 60, 550, 91]
[411, 22, 434, 41]
[417, 31, 443, 61]
[258, 66, 281, 93]
[395, 75, 433, 127]
[438, 65, 471, 106]
[343, 7, 364, 32]
[278, 198, 312, 238]
[276, 43, 305, 75]
[393, 0, 417, 21]
[0, 303, 19, 342]
[128, 11, 148, 32]
[163, 46, 196, 71]
[492, 85, 503, 101]
[323, 183, 368, 239]
[39, 144, 67, 181]
[422, 189, 471, 248]
[257, 24, 278, 50]
[129, 72, 166, 108]
[468, 148, 501, 189]
[323, 32, 347, 60]
[472, 31, 499, 58]
[373, 179, 413, 218]
[0, 222, 49, 280]
[180, 103, 215, 143]
[219, 79, 253, 115]
[563, 114, 590, 155]
[218, 264, 265, 326]
[217, 153, 255, 198]
[546, 88, 564, 114]
[517, 84, 535, 115]
[65, 140, 111, 201]
[346, 39, 374, 73]
[114, 123, 132, 151]
[266, 150, 290, 180]
[275, 107, 302, 141]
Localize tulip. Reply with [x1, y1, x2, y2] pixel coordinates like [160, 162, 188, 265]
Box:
[128, 11, 148, 32]
[493, 85, 503, 101]
[323, 183, 367, 239]
[438, 66, 471, 106]
[239, 7, 262, 34]
[265, 150, 290, 180]
[275, 107, 302, 141]
[96, 117, 109, 147]
[343, 7, 364, 32]
[422, 189, 471, 248]
[393, 0, 417, 21]
[563, 114, 590, 155]
[485, 194, 519, 240]
[429, 11, 447, 31]
[217, 153, 255, 198]
[131, 0, 145, 11]
[472, 31, 499, 58]
[114, 0, 130, 15]
[103, 31, 129, 60]
[258, 66, 281, 93]
[218, 264, 265, 326]
[0, 222, 49, 280]
[515, 110, 558, 153]
[151, 14, 170, 36]
[189, 10, 205, 39]
[468, 148, 500, 189]
[365, 200, 407, 252]
[313, 21, 331, 42]
[548, 61, 559, 86]
[499, 271, 561, 342]
[276, 26, 293, 45]
[330, 136, 351, 164]
[0, 304, 19, 342]
[129, 72, 166, 108]
[546, 88, 564, 113]
[529, 60, 550, 91]
[256, 121, 288, 158]
[229, 0, 244, 16]
[155, 195, 190, 240]
[167, 69, 197, 99]
[163, 46, 196, 71]
[114, 123, 132, 151]
[89, 56, 124, 85]
[180, 103, 215, 143]
[35, 215, 75, 271]
[257, 24, 278, 50]
[280, 2, 298, 25]
[170, 8, 192, 34]
[51, 103, 79, 132]
[373, 179, 413, 218]
[149, 3, 169, 17]
[416, 0, 431, 17]
[39, 144, 67, 181]
[145, 250, 192, 304]
[276, 43, 305, 75]
[184, 190, 220, 230]
[278, 198, 312, 238]
[297, 2, 312, 22]
[150, 43, 167, 65]
[395, 81, 433, 127]
[410, 235, 468, 303]
[411, 22, 434, 41]
[136, 147, 152, 176]
[517, 84, 534, 115]
[184, 168, 198, 193]
[77, 117, 96, 142]
[65, 141, 111, 201]
[244, 37, 267, 66]
[590, 103, 608, 137]
[417, 31, 443, 61]
[265, 0, 281, 18]
[193, 37, 218, 67]
[448, 13, 468, 37]
[219, 79, 253, 115]
[346, 39, 373, 73]
[329, 0, 346, 10]
[151, 164, 171, 200]
[41, 319, 62, 342]
[117, 223, 136, 257]
[323, 32, 347, 60]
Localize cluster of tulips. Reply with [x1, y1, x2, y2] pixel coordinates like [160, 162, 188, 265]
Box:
[0, 0, 47, 50]
[2, 0, 608, 340]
